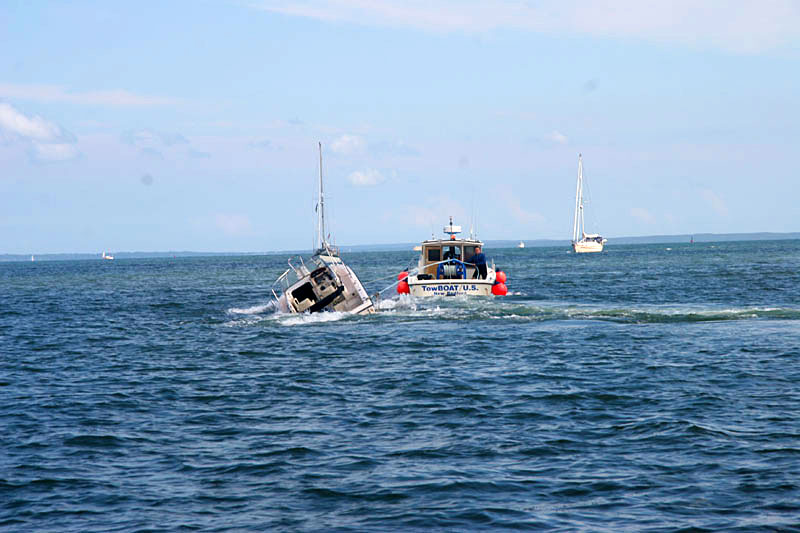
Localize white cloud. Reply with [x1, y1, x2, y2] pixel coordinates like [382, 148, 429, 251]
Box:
[252, 0, 800, 53]
[545, 130, 568, 144]
[399, 198, 468, 229]
[700, 189, 729, 216]
[0, 83, 177, 106]
[330, 134, 366, 155]
[31, 143, 80, 162]
[369, 139, 420, 156]
[215, 213, 253, 236]
[630, 207, 655, 224]
[0, 102, 79, 162]
[507, 197, 545, 225]
[121, 129, 187, 148]
[0, 102, 63, 141]
[347, 168, 385, 186]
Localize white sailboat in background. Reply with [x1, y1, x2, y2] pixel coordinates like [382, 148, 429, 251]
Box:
[571, 154, 607, 253]
[102, 251, 114, 260]
[517, 241, 525, 249]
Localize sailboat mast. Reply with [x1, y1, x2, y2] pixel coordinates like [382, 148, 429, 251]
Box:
[572, 154, 582, 242]
[317, 141, 326, 250]
[578, 155, 585, 239]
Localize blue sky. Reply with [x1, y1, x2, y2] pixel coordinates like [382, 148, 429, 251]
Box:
[1, 1, 799, 253]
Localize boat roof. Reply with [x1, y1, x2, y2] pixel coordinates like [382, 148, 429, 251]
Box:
[421, 217, 483, 247]
[420, 238, 483, 246]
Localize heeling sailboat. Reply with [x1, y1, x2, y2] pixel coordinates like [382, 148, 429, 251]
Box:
[571, 154, 607, 253]
[272, 142, 374, 315]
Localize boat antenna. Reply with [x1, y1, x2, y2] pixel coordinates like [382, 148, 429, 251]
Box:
[469, 179, 476, 239]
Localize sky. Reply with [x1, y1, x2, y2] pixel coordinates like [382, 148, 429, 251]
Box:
[1, 1, 799, 254]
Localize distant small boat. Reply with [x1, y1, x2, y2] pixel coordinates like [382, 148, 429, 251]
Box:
[31, 255, 35, 262]
[517, 241, 525, 249]
[102, 251, 114, 260]
[571, 154, 606, 253]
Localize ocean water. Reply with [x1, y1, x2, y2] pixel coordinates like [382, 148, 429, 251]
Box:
[2, 240, 799, 532]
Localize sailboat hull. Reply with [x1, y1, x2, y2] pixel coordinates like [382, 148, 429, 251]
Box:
[572, 240, 604, 253]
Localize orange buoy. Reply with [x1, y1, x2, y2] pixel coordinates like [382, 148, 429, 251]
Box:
[397, 280, 410, 294]
[491, 282, 508, 296]
[495, 270, 507, 284]
[397, 271, 408, 281]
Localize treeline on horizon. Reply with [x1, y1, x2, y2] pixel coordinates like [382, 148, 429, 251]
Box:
[4, 232, 800, 262]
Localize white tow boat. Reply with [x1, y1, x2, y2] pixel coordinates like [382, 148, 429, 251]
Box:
[398, 217, 507, 297]
[571, 154, 607, 253]
[272, 143, 375, 316]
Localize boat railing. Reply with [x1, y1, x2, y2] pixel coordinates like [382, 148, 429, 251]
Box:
[271, 257, 307, 297]
[271, 268, 291, 303]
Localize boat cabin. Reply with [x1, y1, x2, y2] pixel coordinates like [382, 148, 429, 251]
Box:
[419, 239, 483, 279]
[402, 217, 502, 297]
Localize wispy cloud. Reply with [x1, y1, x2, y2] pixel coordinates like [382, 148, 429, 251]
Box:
[330, 133, 366, 155]
[252, 0, 800, 53]
[398, 198, 468, 229]
[347, 168, 385, 186]
[139, 147, 164, 159]
[0, 83, 178, 106]
[507, 197, 546, 225]
[700, 189, 729, 216]
[215, 213, 253, 236]
[369, 139, 420, 156]
[0, 102, 79, 162]
[545, 130, 568, 144]
[188, 148, 211, 159]
[0, 102, 62, 141]
[30, 142, 79, 162]
[121, 129, 187, 147]
[630, 207, 655, 224]
[250, 139, 273, 149]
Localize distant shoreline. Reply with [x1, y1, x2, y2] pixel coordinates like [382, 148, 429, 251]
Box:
[4, 232, 799, 262]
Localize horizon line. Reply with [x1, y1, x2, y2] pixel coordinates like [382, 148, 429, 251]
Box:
[5, 230, 800, 257]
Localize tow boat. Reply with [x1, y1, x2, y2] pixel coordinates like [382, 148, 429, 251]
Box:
[271, 143, 375, 315]
[397, 217, 507, 297]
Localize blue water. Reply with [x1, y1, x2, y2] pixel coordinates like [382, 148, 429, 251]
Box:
[2, 240, 800, 531]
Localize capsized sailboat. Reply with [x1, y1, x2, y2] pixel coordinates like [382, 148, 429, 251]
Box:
[571, 154, 607, 253]
[271, 143, 375, 315]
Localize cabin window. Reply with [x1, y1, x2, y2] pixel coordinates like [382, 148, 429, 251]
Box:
[443, 245, 462, 260]
[427, 248, 441, 262]
[463, 245, 477, 261]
